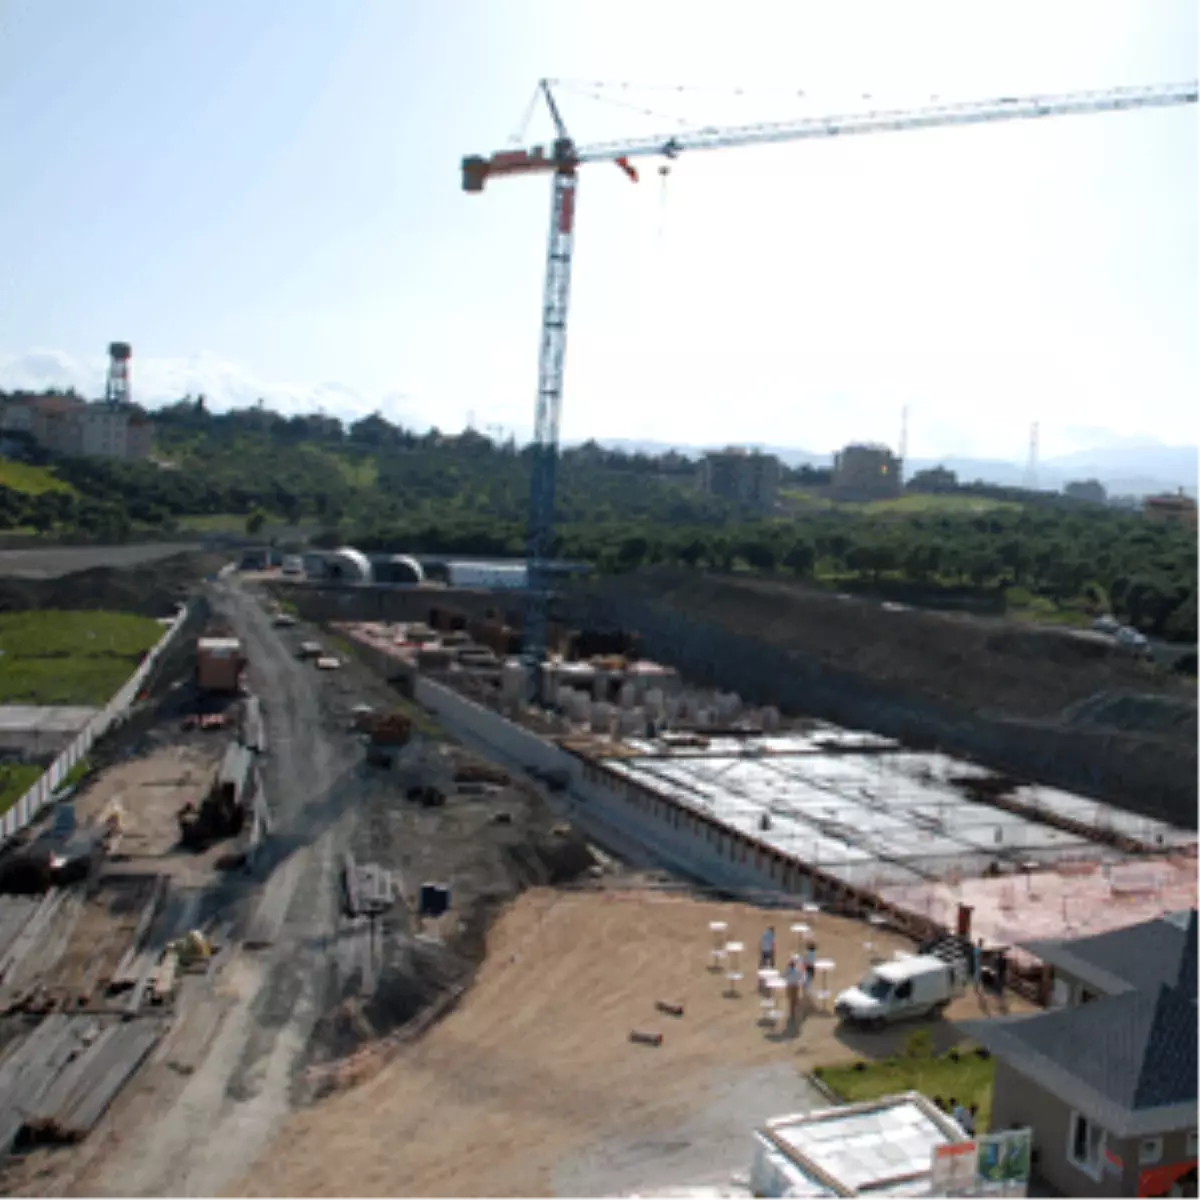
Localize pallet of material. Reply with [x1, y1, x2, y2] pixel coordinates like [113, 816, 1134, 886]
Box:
[108, 875, 169, 995]
[0, 894, 42, 964]
[341, 855, 395, 919]
[240, 693, 267, 754]
[0, 888, 86, 1012]
[22, 1016, 165, 1143]
[150, 950, 178, 1006]
[0, 1014, 99, 1153]
[0, 889, 66, 985]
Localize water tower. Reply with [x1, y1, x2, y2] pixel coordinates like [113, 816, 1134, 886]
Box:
[105, 341, 132, 406]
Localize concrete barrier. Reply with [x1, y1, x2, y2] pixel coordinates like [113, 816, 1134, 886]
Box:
[1, 601, 196, 842]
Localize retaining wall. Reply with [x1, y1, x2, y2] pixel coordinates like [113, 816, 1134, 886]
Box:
[0, 601, 196, 842]
[273, 582, 510, 626]
[416, 676, 898, 912]
[404, 679, 1035, 998]
[566, 592, 1198, 830]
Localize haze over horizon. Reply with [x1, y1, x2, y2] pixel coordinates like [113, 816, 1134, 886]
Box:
[1, 0, 1196, 463]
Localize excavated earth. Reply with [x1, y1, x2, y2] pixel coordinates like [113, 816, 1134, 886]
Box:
[569, 568, 1198, 827]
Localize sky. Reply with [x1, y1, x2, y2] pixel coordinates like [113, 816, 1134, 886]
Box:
[0, 0, 1196, 461]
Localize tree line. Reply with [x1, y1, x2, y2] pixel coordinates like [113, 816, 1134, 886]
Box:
[0, 393, 1194, 641]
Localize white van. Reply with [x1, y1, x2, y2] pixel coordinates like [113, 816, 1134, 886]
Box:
[834, 954, 964, 1029]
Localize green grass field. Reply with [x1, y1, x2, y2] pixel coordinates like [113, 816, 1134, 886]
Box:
[0, 762, 42, 816]
[0, 610, 163, 705]
[861, 493, 1022, 516]
[0, 458, 76, 496]
[781, 488, 1020, 516]
[815, 1039, 995, 1131]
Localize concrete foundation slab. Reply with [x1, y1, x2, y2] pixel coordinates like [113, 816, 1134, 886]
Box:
[0, 704, 98, 756]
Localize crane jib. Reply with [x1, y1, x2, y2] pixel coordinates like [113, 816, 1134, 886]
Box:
[461, 77, 1197, 675]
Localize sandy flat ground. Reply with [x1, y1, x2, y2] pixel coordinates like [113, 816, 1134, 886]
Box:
[75, 742, 230, 885]
[235, 889, 1030, 1198]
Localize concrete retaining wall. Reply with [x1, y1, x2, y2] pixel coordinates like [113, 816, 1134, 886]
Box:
[414, 675, 810, 904]
[566, 592, 1198, 830]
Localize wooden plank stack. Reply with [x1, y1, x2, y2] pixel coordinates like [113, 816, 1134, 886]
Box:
[0, 894, 41, 964]
[108, 876, 169, 995]
[0, 890, 66, 986]
[20, 1017, 165, 1143]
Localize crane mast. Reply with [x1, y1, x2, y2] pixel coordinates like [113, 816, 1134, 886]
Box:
[461, 79, 1198, 685]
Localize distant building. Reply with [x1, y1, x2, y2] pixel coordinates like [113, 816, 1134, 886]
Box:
[908, 465, 958, 493]
[1144, 490, 1197, 527]
[831, 443, 902, 500]
[1065, 479, 1107, 506]
[699, 448, 781, 510]
[0, 394, 151, 461]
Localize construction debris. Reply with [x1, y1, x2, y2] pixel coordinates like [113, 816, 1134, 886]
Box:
[342, 854, 396, 919]
[241, 693, 267, 754]
[629, 1029, 664, 1047]
[150, 949, 178, 1006]
[177, 740, 256, 850]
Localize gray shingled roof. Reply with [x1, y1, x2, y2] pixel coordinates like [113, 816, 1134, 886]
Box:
[1022, 910, 1197, 997]
[962, 983, 1197, 1132]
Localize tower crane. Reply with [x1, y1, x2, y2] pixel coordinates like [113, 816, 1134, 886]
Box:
[461, 79, 1198, 684]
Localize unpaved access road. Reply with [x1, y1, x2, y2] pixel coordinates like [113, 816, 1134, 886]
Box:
[68, 576, 360, 1198]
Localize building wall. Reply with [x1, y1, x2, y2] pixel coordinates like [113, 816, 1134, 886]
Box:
[1065, 480, 1107, 505]
[700, 451, 781, 510]
[990, 1058, 1108, 1198]
[8, 397, 148, 461]
[832, 445, 903, 499]
[127, 419, 154, 460]
[80, 408, 129, 459]
[0, 402, 34, 434]
[990, 1059, 1196, 1198]
[1144, 494, 1198, 527]
[1048, 966, 1119, 1008]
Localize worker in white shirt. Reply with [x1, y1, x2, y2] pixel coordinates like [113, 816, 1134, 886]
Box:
[803, 942, 817, 996]
[760, 925, 777, 970]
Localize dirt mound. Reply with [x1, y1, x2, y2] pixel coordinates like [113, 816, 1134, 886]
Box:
[0, 550, 225, 617]
[580, 568, 1190, 723]
[1062, 690, 1199, 738]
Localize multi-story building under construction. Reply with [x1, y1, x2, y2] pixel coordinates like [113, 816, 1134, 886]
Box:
[699, 447, 781, 511]
[831, 443, 903, 500]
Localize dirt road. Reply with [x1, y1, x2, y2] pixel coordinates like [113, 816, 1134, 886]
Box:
[78, 576, 360, 1197]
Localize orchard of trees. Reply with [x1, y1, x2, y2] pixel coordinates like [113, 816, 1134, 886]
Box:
[0, 393, 1195, 641]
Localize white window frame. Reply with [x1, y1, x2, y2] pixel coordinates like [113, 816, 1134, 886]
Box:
[1139, 1137, 1163, 1165]
[1066, 1111, 1107, 1182]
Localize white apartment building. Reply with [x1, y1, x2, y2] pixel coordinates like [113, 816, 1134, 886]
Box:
[0, 395, 153, 461]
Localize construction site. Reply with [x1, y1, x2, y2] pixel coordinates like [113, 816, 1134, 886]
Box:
[0, 527, 1191, 1195]
[0, 58, 1196, 1200]
[333, 611, 1197, 996]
